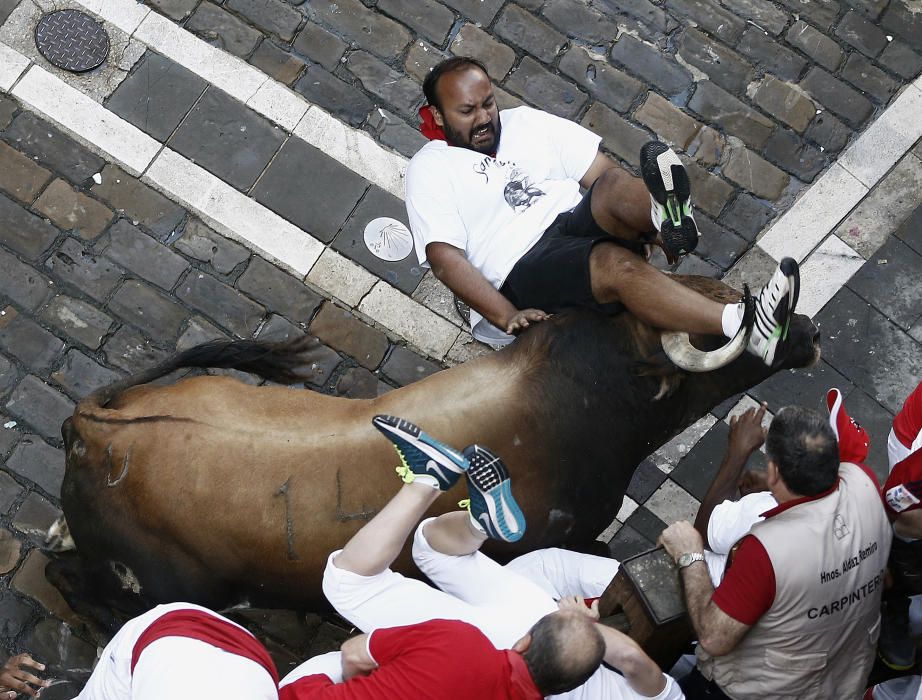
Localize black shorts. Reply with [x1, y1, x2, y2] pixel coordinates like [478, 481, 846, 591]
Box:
[500, 183, 623, 315]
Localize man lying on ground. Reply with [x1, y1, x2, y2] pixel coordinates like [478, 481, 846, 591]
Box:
[282, 415, 681, 700]
[407, 55, 799, 362]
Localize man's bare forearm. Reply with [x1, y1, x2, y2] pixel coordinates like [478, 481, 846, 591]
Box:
[428, 245, 519, 329]
[693, 449, 749, 547]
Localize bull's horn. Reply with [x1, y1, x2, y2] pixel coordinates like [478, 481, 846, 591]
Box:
[661, 286, 754, 373]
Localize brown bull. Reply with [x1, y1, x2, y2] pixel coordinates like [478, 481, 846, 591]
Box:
[57, 277, 819, 619]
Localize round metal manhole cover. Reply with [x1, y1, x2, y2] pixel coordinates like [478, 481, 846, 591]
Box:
[35, 10, 110, 73]
[363, 217, 413, 262]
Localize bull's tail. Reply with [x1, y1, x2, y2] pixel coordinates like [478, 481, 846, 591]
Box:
[83, 336, 324, 411]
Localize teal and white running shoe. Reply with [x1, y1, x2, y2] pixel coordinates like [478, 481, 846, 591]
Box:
[460, 445, 526, 543]
[373, 415, 469, 491]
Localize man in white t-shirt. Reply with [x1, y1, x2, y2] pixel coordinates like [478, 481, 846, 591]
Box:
[406, 57, 799, 364]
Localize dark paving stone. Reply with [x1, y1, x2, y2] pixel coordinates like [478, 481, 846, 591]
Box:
[335, 366, 378, 398]
[0, 140, 52, 204]
[607, 523, 654, 561]
[90, 164, 186, 240]
[878, 40, 922, 81]
[0, 311, 64, 373]
[40, 296, 114, 350]
[542, 0, 621, 44]
[674, 254, 720, 278]
[842, 53, 900, 104]
[186, 1, 262, 57]
[377, 0, 454, 45]
[51, 349, 122, 400]
[13, 492, 60, 545]
[251, 137, 368, 243]
[33, 179, 114, 241]
[711, 393, 742, 420]
[236, 256, 322, 325]
[848, 237, 922, 331]
[559, 46, 642, 115]
[626, 458, 668, 503]
[23, 619, 96, 673]
[440, 0, 502, 25]
[0, 418, 20, 463]
[881, 2, 922, 50]
[0, 249, 54, 312]
[778, 0, 838, 30]
[148, 0, 199, 20]
[0, 470, 23, 512]
[302, 343, 342, 388]
[103, 326, 169, 373]
[611, 33, 693, 96]
[226, 0, 302, 41]
[169, 88, 285, 191]
[495, 4, 566, 64]
[0, 592, 35, 639]
[5, 377, 74, 443]
[2, 113, 104, 185]
[0, 192, 60, 260]
[737, 26, 808, 82]
[250, 40, 306, 86]
[381, 345, 440, 386]
[108, 279, 190, 340]
[107, 52, 207, 142]
[718, 193, 775, 243]
[176, 316, 226, 351]
[895, 205, 922, 256]
[0, 354, 15, 399]
[373, 110, 428, 159]
[346, 51, 423, 121]
[836, 9, 889, 58]
[763, 129, 826, 183]
[331, 187, 424, 294]
[0, 529, 20, 575]
[671, 420, 764, 501]
[693, 217, 748, 272]
[96, 219, 189, 291]
[786, 20, 844, 72]
[0, 96, 16, 129]
[805, 111, 851, 156]
[308, 302, 389, 370]
[580, 103, 649, 167]
[293, 65, 373, 129]
[292, 23, 345, 72]
[750, 359, 855, 415]
[800, 67, 874, 129]
[45, 237, 124, 303]
[175, 219, 249, 275]
[303, 0, 411, 60]
[255, 314, 304, 342]
[5, 435, 65, 496]
[678, 28, 754, 96]
[624, 506, 667, 543]
[816, 287, 922, 414]
[688, 81, 773, 150]
[11, 551, 79, 625]
[176, 272, 265, 338]
[665, 0, 745, 42]
[506, 58, 588, 120]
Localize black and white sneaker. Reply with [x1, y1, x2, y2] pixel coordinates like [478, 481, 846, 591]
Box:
[749, 257, 800, 366]
[640, 141, 698, 258]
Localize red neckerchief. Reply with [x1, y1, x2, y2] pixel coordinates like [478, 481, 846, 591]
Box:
[505, 650, 543, 700]
[419, 105, 445, 141]
[131, 610, 280, 686]
[760, 478, 840, 519]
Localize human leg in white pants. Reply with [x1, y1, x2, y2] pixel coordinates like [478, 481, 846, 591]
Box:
[411, 516, 558, 648]
[504, 548, 621, 600]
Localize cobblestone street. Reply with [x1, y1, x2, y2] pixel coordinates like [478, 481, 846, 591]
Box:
[0, 0, 919, 694]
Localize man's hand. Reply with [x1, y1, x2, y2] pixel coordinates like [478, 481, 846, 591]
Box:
[505, 308, 549, 334]
[0, 654, 49, 698]
[557, 595, 600, 621]
[727, 404, 767, 458]
[658, 521, 704, 561]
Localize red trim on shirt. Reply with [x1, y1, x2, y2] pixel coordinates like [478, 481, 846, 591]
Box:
[760, 479, 840, 518]
[131, 610, 279, 686]
[894, 382, 922, 449]
[712, 535, 776, 625]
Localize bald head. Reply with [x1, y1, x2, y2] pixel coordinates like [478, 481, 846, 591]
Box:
[521, 611, 605, 695]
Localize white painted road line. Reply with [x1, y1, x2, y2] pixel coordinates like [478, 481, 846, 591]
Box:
[145, 148, 324, 276]
[757, 162, 868, 264]
[796, 235, 865, 318]
[358, 282, 461, 358]
[838, 84, 922, 188]
[0, 41, 28, 91]
[12, 64, 160, 175]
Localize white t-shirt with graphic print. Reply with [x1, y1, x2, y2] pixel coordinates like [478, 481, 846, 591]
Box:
[405, 106, 601, 344]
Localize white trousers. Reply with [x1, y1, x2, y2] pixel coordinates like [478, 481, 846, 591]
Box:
[76, 603, 277, 700]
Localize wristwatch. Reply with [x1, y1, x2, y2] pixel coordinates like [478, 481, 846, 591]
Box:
[676, 552, 706, 569]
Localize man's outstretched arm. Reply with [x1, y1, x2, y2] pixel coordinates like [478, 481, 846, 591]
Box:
[426, 241, 548, 334]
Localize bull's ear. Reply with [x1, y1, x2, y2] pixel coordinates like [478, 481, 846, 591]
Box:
[661, 286, 754, 373]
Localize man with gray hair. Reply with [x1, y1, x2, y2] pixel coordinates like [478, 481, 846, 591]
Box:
[660, 405, 891, 699]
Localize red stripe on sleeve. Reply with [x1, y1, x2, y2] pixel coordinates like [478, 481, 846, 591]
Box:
[711, 536, 775, 625]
